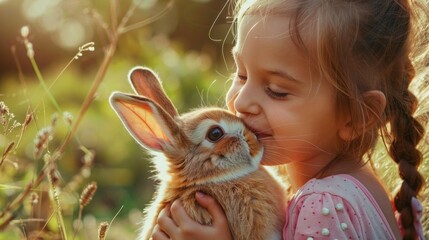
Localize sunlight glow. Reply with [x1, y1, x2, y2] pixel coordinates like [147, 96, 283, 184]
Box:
[22, 0, 61, 20]
[54, 20, 86, 49]
[134, 0, 157, 10]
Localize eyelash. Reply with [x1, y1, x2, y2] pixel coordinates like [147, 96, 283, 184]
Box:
[235, 74, 289, 99]
[265, 87, 289, 99]
[236, 74, 247, 82]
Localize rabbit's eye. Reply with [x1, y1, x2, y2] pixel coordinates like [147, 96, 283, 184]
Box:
[206, 126, 224, 142]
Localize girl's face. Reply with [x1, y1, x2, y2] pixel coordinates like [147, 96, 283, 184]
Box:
[227, 15, 348, 167]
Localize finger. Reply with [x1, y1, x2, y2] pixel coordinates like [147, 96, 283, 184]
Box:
[157, 207, 178, 236]
[170, 199, 194, 227]
[164, 203, 171, 217]
[195, 191, 227, 226]
[151, 224, 170, 240]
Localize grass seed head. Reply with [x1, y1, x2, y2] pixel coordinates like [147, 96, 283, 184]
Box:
[33, 127, 53, 159]
[47, 164, 60, 188]
[30, 192, 39, 206]
[80, 182, 97, 208]
[98, 221, 109, 240]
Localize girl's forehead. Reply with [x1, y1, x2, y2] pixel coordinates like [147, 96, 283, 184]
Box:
[232, 14, 330, 94]
[235, 15, 287, 52]
[238, 15, 291, 38]
[233, 14, 327, 91]
[234, 14, 314, 59]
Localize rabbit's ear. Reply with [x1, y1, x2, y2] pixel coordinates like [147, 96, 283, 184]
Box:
[109, 92, 179, 152]
[128, 67, 179, 118]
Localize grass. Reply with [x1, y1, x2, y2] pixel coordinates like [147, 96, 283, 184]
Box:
[0, 0, 174, 239]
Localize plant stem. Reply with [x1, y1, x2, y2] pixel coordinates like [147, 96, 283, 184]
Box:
[51, 187, 67, 240]
[0, 164, 47, 229]
[59, 39, 117, 154]
[29, 57, 62, 114]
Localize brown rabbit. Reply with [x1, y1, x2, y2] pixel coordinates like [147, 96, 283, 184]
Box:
[109, 67, 285, 240]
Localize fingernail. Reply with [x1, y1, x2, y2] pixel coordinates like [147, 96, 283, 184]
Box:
[196, 191, 206, 198]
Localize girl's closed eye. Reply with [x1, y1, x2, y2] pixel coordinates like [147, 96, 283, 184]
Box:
[265, 84, 290, 99]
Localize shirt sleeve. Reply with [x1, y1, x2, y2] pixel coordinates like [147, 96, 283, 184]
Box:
[289, 192, 364, 240]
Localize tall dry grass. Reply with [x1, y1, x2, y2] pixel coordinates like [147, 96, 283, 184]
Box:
[0, 0, 173, 239]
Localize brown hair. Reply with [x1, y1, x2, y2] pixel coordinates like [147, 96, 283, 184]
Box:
[234, 0, 429, 238]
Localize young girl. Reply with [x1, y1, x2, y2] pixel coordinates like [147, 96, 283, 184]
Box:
[151, 0, 428, 239]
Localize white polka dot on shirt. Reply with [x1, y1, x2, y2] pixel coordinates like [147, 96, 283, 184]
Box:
[322, 207, 330, 215]
[335, 203, 344, 211]
[321, 228, 330, 236]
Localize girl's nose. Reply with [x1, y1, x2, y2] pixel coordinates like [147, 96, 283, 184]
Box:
[234, 82, 261, 116]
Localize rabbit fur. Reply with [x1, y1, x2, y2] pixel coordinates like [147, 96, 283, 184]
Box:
[109, 67, 285, 240]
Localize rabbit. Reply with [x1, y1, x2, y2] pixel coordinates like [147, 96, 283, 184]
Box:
[109, 66, 286, 240]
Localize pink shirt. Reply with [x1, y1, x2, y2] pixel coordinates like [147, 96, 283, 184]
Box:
[283, 174, 396, 240]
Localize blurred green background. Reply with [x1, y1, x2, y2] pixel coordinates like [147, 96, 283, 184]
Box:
[0, 0, 234, 239]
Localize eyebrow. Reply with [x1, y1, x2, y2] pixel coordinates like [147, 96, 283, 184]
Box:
[266, 69, 302, 84]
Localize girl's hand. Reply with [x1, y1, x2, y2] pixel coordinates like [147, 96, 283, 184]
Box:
[151, 192, 233, 240]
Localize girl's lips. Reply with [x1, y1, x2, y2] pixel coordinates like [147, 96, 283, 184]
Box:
[254, 132, 272, 139]
[244, 123, 271, 139]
